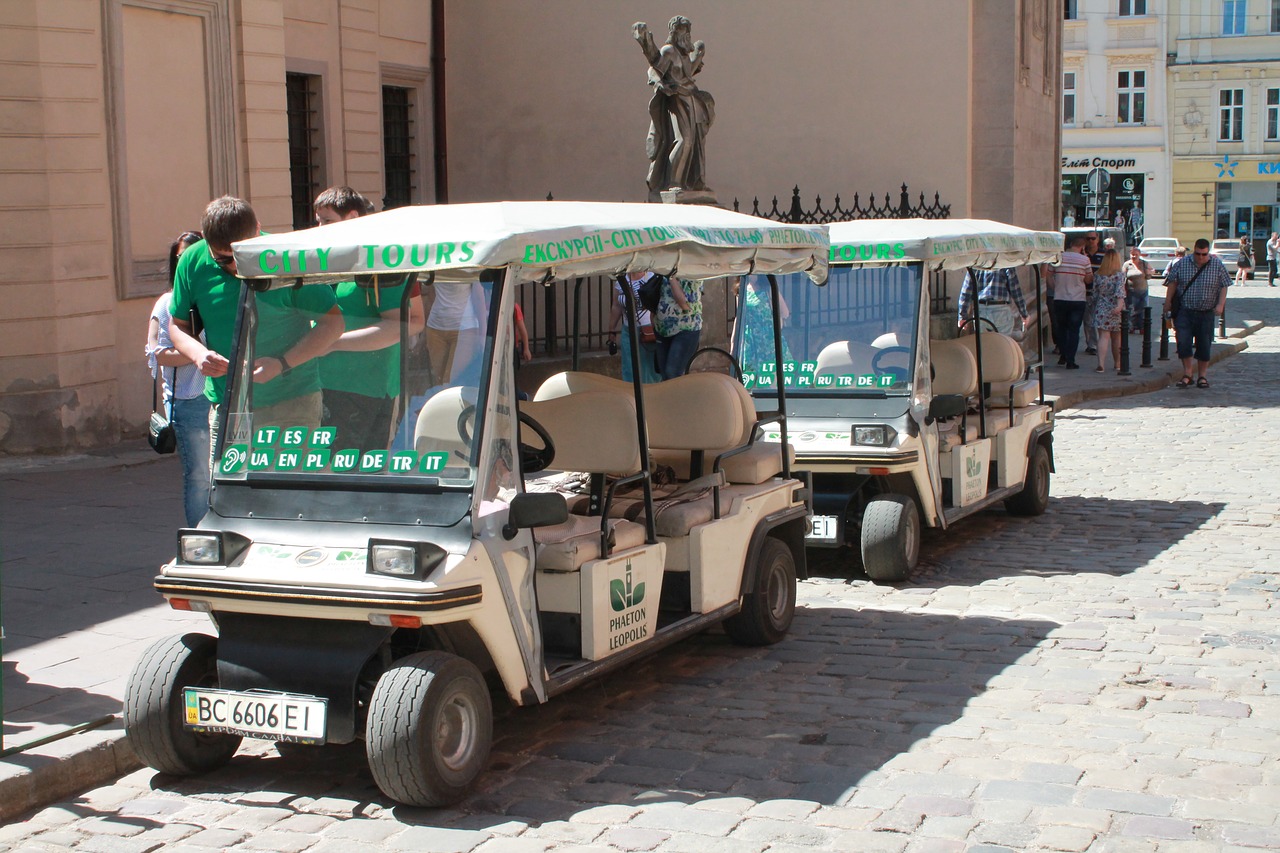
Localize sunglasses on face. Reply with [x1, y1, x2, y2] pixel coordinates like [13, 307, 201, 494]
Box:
[1193, 251, 1208, 257]
[209, 247, 236, 268]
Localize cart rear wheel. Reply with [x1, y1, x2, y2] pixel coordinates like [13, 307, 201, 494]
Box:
[724, 536, 796, 646]
[365, 651, 492, 807]
[1005, 443, 1051, 517]
[860, 494, 921, 582]
[124, 633, 241, 775]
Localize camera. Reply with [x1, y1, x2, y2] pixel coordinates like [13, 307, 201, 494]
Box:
[607, 340, 618, 356]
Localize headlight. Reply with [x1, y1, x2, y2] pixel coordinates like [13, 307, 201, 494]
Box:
[367, 539, 447, 581]
[852, 425, 898, 447]
[180, 533, 223, 564]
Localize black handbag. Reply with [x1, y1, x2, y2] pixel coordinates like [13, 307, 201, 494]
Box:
[148, 369, 176, 454]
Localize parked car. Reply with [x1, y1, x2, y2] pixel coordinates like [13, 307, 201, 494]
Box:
[1138, 237, 1180, 276]
[1210, 238, 1246, 277]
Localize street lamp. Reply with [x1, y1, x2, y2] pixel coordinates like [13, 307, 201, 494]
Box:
[1201, 190, 1212, 220]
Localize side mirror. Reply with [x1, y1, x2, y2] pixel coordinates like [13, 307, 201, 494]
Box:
[927, 394, 967, 424]
[502, 492, 569, 540]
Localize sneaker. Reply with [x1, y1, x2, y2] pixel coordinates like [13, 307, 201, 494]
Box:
[1066, 363, 1080, 370]
[1085, 347, 1097, 355]
[1058, 356, 1067, 365]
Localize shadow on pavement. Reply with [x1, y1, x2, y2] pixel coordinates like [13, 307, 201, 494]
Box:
[120, 607, 1056, 828]
[808, 496, 1225, 585]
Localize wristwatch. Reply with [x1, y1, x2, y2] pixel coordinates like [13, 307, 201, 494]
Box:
[277, 354, 293, 375]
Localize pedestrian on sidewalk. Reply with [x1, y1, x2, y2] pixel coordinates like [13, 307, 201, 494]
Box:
[1089, 248, 1125, 373]
[1266, 232, 1279, 287]
[1235, 236, 1253, 285]
[1164, 238, 1231, 389]
[1082, 231, 1103, 355]
[146, 230, 209, 526]
[1051, 234, 1092, 370]
[1122, 246, 1152, 333]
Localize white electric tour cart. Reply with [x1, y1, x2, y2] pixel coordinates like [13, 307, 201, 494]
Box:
[732, 218, 1063, 582]
[124, 202, 826, 806]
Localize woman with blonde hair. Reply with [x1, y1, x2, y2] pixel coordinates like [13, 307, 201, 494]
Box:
[1088, 248, 1126, 373]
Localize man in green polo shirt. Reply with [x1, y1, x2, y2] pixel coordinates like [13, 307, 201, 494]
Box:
[170, 196, 344, 469]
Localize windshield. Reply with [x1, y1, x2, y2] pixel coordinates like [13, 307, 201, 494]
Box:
[1141, 239, 1178, 249]
[216, 275, 494, 487]
[734, 266, 921, 397]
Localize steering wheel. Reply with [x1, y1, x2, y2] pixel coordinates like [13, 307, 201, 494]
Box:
[457, 406, 556, 473]
[685, 346, 744, 381]
[871, 346, 911, 384]
[959, 317, 1000, 333]
[517, 410, 555, 473]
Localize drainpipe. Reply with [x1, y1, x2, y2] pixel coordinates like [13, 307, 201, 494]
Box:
[431, 0, 448, 203]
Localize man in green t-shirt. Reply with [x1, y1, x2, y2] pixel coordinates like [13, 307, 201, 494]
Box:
[170, 196, 344, 468]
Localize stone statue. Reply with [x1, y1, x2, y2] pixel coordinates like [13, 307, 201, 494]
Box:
[633, 16, 716, 203]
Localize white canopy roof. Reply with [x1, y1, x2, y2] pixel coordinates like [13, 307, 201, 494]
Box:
[232, 201, 828, 285]
[827, 218, 1063, 271]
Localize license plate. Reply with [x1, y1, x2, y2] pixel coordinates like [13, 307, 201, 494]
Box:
[183, 688, 327, 743]
[806, 514, 840, 543]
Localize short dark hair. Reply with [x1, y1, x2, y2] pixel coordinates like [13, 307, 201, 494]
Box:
[313, 186, 373, 217]
[1194, 238, 1210, 251]
[1067, 235, 1087, 249]
[167, 230, 203, 285]
[201, 196, 258, 247]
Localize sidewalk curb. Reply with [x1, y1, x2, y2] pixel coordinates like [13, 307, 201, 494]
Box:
[0, 726, 139, 823]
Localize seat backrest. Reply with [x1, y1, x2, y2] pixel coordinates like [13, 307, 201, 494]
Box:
[533, 370, 630, 401]
[871, 332, 902, 349]
[522, 391, 641, 475]
[414, 386, 479, 464]
[954, 333, 1025, 385]
[815, 340, 878, 379]
[929, 338, 979, 398]
[645, 372, 745, 452]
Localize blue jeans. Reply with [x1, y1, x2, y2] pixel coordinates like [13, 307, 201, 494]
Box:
[1055, 301, 1086, 365]
[1173, 308, 1215, 363]
[621, 325, 661, 384]
[173, 395, 211, 526]
[656, 329, 702, 380]
[1126, 289, 1148, 331]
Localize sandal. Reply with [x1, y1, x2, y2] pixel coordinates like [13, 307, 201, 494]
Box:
[1197, 377, 1210, 389]
[1175, 377, 1193, 389]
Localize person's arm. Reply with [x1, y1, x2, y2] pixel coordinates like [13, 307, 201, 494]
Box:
[956, 273, 973, 328]
[607, 288, 625, 344]
[148, 316, 195, 368]
[170, 316, 228, 377]
[328, 295, 425, 352]
[1006, 269, 1028, 318]
[667, 278, 691, 312]
[253, 306, 345, 383]
[513, 309, 532, 362]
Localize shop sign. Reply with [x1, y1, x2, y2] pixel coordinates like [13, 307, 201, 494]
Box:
[1062, 156, 1138, 170]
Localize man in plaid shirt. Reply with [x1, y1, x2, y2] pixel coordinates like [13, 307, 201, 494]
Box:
[957, 267, 1028, 337]
[1163, 238, 1230, 389]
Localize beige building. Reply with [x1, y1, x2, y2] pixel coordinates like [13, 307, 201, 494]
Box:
[1166, 0, 1280, 247]
[0, 0, 1061, 455]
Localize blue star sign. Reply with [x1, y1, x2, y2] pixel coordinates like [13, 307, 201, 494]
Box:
[1216, 155, 1238, 178]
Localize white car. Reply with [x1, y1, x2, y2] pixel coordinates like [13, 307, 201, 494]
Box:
[1138, 237, 1180, 276]
[1210, 239, 1245, 276]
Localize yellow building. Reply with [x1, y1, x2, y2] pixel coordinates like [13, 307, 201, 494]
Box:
[1167, 2, 1280, 247]
[0, 1, 1061, 455]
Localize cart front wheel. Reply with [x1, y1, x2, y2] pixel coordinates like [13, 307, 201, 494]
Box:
[124, 633, 242, 775]
[724, 536, 796, 646]
[366, 651, 492, 807]
[860, 494, 921, 582]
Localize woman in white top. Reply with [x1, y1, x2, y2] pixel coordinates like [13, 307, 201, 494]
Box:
[146, 231, 211, 526]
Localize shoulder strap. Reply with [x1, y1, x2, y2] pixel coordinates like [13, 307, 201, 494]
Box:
[1177, 262, 1206, 299]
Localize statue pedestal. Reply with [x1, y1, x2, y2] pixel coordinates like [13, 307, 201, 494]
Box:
[660, 187, 719, 206]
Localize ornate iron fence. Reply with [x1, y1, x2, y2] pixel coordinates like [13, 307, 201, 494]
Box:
[733, 183, 951, 224]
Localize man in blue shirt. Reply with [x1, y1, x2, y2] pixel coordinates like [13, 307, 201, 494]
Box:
[957, 267, 1028, 337]
[1163, 238, 1230, 389]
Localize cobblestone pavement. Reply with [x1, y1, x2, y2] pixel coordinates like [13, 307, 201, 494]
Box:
[3, 291, 1279, 851]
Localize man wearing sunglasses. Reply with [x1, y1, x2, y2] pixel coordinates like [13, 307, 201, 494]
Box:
[1162, 238, 1230, 390]
[169, 196, 342, 470]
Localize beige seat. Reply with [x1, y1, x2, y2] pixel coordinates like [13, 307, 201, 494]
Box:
[533, 370, 630, 401]
[521, 390, 648, 572]
[954, 333, 1038, 408]
[929, 338, 980, 398]
[815, 340, 878, 382]
[413, 386, 480, 469]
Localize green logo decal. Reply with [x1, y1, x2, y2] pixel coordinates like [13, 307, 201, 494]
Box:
[301, 449, 331, 471]
[279, 426, 308, 447]
[420, 452, 449, 473]
[274, 449, 303, 470]
[254, 426, 280, 446]
[966, 455, 983, 477]
[359, 450, 388, 473]
[389, 452, 417, 473]
[249, 447, 275, 470]
[609, 563, 646, 612]
[309, 427, 336, 447]
[331, 449, 359, 472]
[219, 444, 248, 474]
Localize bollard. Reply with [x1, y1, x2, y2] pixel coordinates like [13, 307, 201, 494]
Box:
[1140, 306, 1153, 368]
[1158, 313, 1170, 361]
[1219, 308, 1228, 339]
[1118, 309, 1131, 375]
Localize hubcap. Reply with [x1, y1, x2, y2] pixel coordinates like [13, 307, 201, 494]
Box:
[434, 689, 478, 772]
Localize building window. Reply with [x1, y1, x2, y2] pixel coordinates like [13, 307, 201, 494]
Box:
[1267, 88, 1280, 141]
[1272, 0, 1280, 32]
[1065, 0, 1078, 19]
[1063, 72, 1076, 124]
[1219, 88, 1244, 141]
[1223, 0, 1248, 34]
[286, 72, 322, 231]
[1119, 0, 1147, 15]
[1117, 70, 1145, 124]
[382, 85, 416, 209]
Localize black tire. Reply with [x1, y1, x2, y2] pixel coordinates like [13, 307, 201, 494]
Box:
[123, 633, 241, 775]
[1005, 442, 1051, 517]
[365, 651, 493, 807]
[860, 494, 921, 582]
[724, 537, 796, 646]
